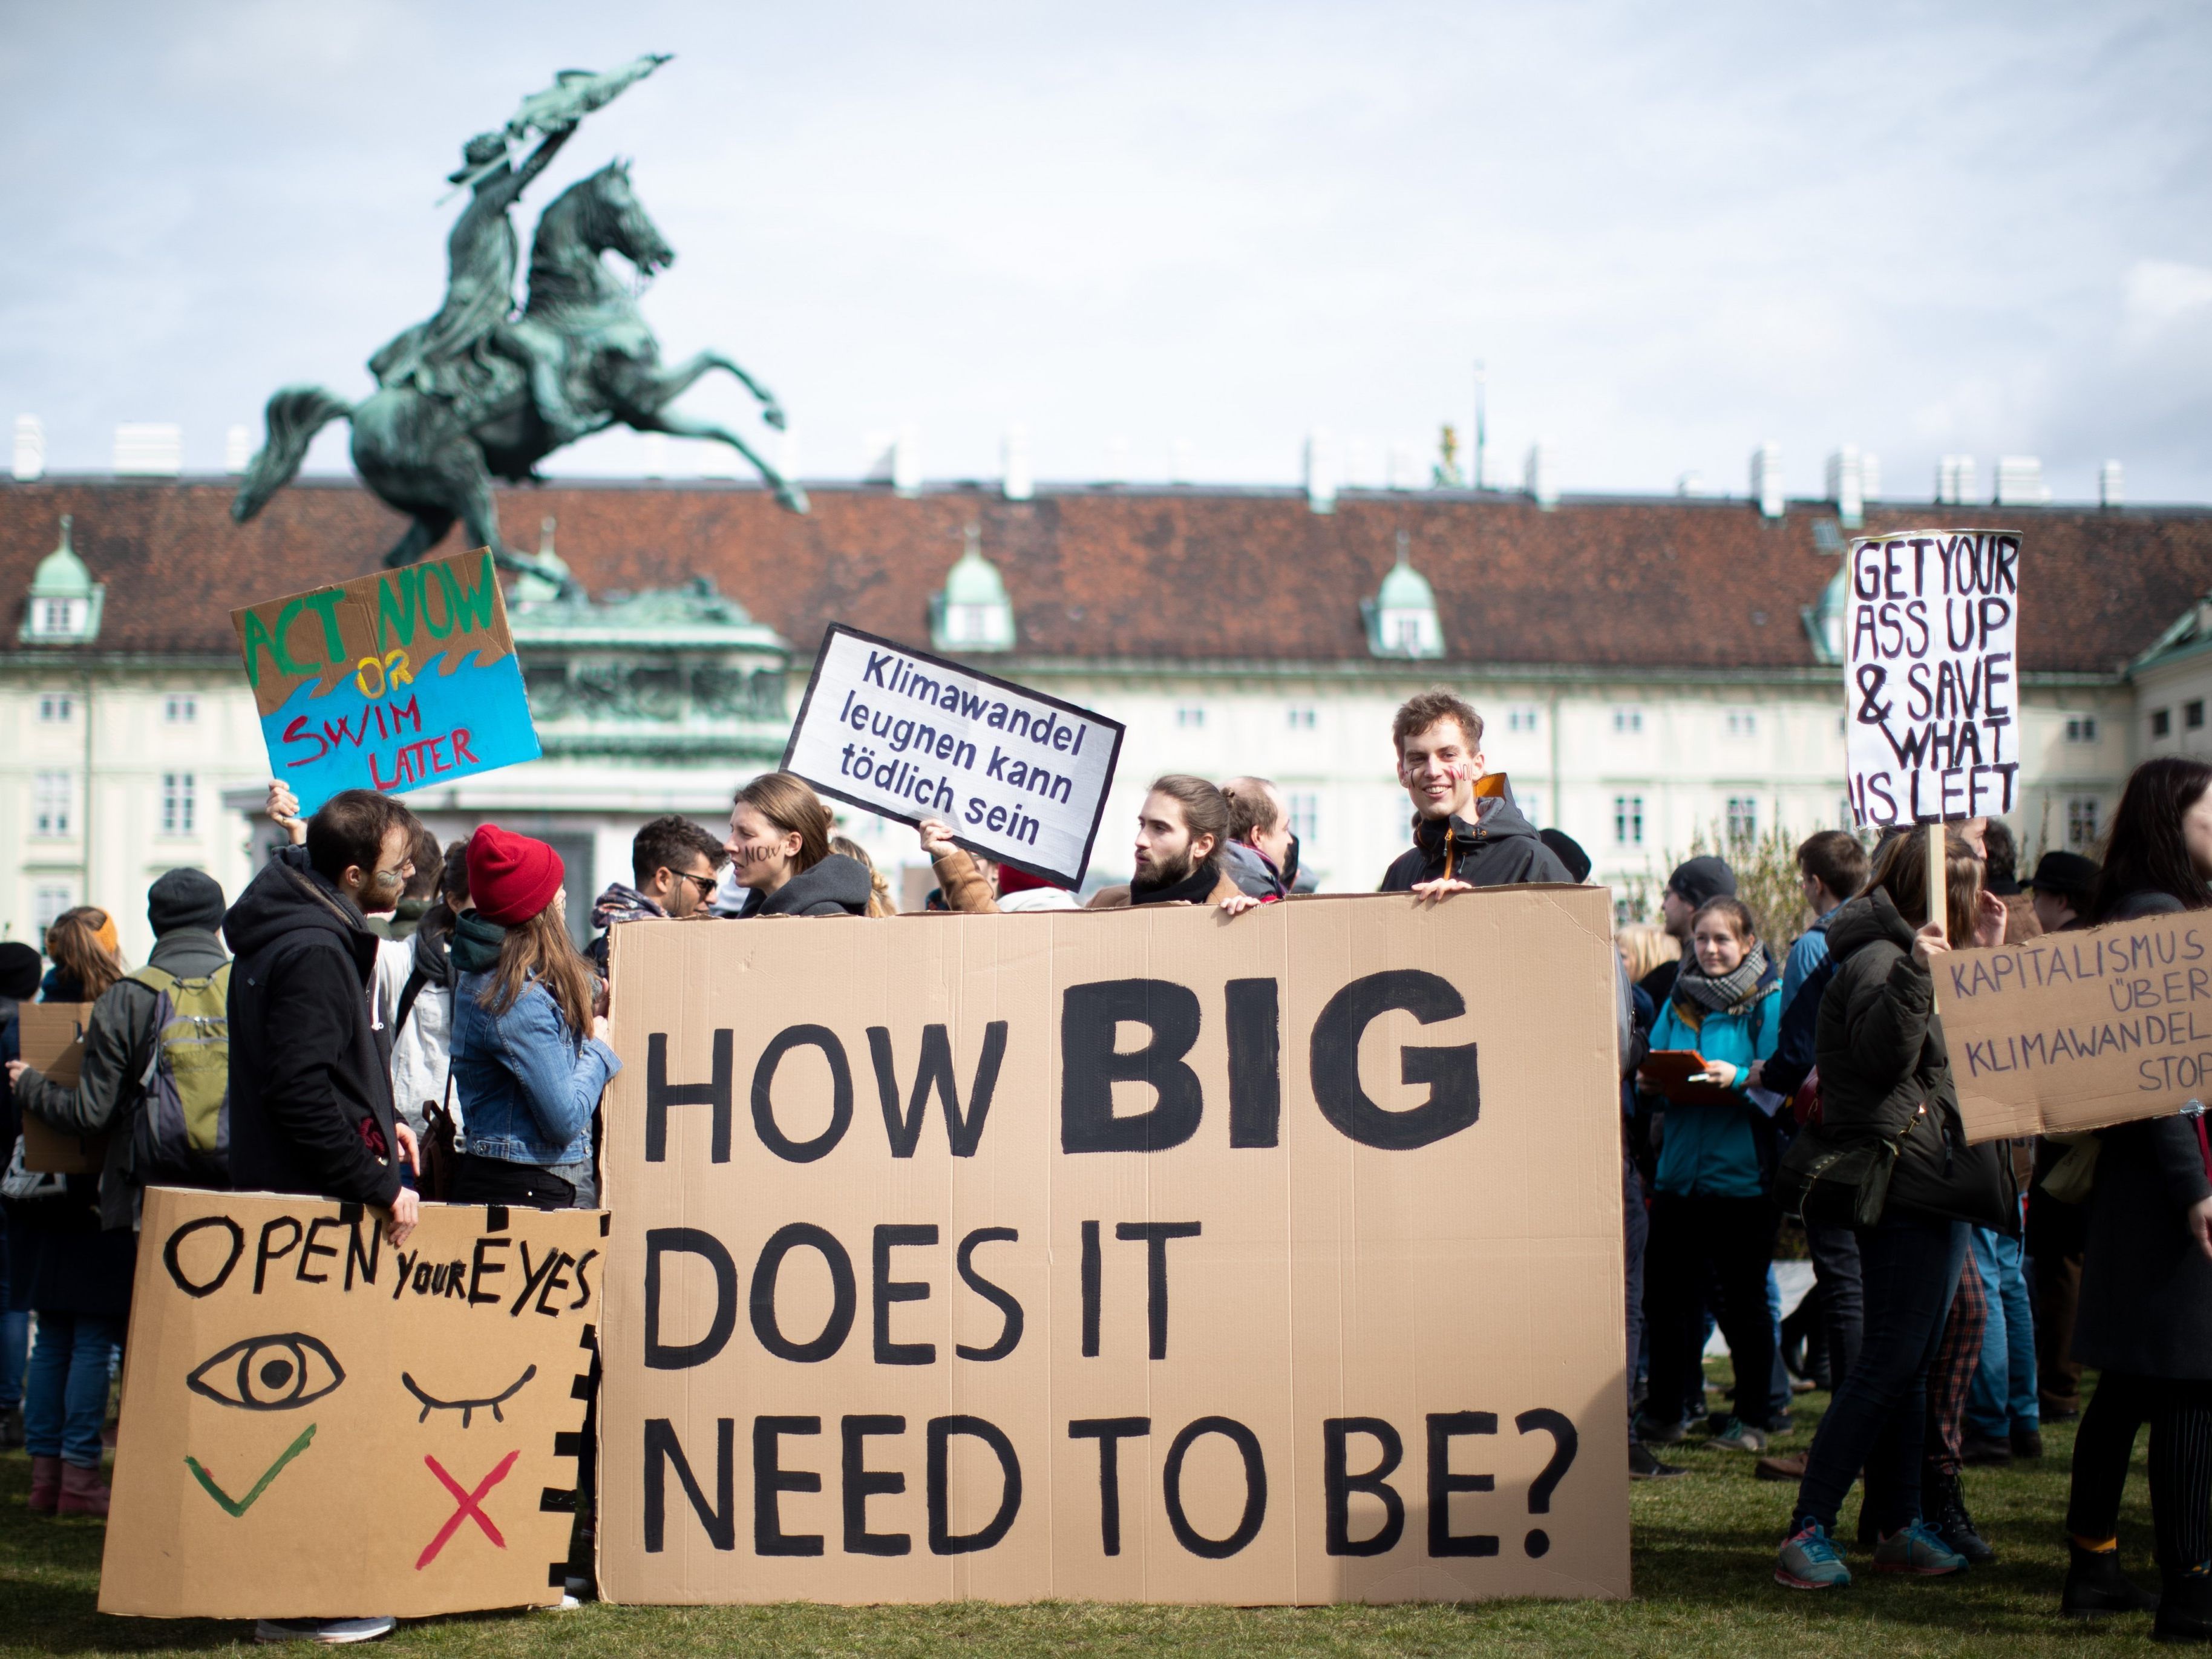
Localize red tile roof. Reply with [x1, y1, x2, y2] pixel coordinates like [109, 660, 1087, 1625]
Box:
[2, 477, 2207, 676]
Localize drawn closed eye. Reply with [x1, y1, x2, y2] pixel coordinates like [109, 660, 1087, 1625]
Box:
[401, 1365, 537, 1428]
[186, 1333, 345, 1411]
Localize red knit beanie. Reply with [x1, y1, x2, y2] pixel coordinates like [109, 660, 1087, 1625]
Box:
[995, 864, 1061, 895]
[466, 824, 565, 926]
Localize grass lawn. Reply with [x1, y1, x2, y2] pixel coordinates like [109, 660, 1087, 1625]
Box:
[0, 1379, 2171, 1658]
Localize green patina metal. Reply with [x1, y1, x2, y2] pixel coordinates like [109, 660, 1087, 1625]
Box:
[231, 56, 805, 593]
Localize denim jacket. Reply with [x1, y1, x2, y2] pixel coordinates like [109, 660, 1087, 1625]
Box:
[450, 970, 620, 1167]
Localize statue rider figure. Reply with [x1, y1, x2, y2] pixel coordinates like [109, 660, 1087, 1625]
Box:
[369, 123, 585, 443]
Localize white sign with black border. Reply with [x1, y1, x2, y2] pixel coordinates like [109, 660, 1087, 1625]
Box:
[782, 624, 1125, 889]
[1844, 527, 2023, 828]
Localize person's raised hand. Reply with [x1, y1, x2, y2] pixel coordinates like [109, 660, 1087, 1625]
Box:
[1410, 877, 1474, 906]
[385, 1186, 420, 1247]
[394, 1121, 420, 1176]
[2191, 1195, 2212, 1263]
[265, 779, 306, 845]
[1911, 919, 1951, 968]
[1973, 889, 2009, 949]
[4, 1059, 25, 1087]
[591, 1013, 612, 1047]
[918, 819, 957, 859]
[1218, 894, 1264, 918]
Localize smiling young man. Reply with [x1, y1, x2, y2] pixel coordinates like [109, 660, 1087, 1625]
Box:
[1379, 689, 1571, 897]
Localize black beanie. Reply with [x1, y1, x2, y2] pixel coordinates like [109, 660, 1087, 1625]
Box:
[1540, 828, 1593, 884]
[0, 941, 40, 1001]
[148, 868, 227, 937]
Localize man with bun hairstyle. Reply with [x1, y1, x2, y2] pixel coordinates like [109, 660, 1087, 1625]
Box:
[1085, 776, 1261, 911]
[1381, 689, 1571, 897]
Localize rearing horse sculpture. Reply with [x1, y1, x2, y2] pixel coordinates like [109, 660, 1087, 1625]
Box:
[234, 160, 805, 586]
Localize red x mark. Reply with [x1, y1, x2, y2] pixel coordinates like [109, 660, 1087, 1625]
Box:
[414, 1450, 520, 1570]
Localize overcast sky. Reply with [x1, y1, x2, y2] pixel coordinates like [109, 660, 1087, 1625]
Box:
[4, 1, 2210, 503]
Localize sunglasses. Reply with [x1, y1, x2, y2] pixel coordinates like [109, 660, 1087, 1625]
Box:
[672, 869, 720, 900]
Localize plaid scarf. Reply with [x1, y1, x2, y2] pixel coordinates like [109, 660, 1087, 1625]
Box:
[591, 882, 667, 934]
[1670, 942, 1772, 1029]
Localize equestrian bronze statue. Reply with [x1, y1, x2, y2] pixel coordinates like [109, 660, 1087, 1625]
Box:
[234, 56, 805, 588]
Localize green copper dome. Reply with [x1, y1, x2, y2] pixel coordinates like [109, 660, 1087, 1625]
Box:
[1375, 555, 1435, 611]
[29, 515, 94, 599]
[943, 546, 1010, 607]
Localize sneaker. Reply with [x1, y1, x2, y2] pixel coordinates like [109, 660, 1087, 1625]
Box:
[254, 1618, 397, 1644]
[1960, 1436, 2014, 1467]
[1874, 1519, 1969, 1576]
[1776, 1521, 1853, 1589]
[2011, 1427, 2044, 1461]
[1636, 1415, 1689, 1446]
[1707, 1417, 1768, 1453]
[1755, 1454, 1808, 1482]
[1629, 1441, 1687, 1481]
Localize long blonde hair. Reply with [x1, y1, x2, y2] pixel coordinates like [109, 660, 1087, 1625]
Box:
[477, 906, 595, 1038]
[1615, 921, 1680, 984]
[831, 836, 896, 917]
[47, 906, 124, 1001]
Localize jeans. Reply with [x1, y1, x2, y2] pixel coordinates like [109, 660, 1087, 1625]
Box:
[0, 1310, 27, 1413]
[1644, 1192, 1782, 1430]
[1806, 1218, 1864, 1385]
[1623, 1141, 1649, 1401]
[1966, 1226, 2038, 1441]
[24, 1311, 123, 1469]
[1794, 1211, 1970, 1535]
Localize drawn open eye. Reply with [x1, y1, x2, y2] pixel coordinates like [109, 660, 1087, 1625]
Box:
[186, 1333, 345, 1411]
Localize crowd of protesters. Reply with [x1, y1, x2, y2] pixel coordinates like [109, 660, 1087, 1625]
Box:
[4, 689, 2212, 1638]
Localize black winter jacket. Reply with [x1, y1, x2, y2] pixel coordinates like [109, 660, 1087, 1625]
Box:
[2075, 886, 2212, 1378]
[1814, 889, 2017, 1231]
[1378, 797, 1572, 891]
[737, 854, 872, 918]
[15, 926, 229, 1230]
[224, 846, 402, 1208]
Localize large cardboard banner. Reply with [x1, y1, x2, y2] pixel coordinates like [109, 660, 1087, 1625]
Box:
[782, 624, 1125, 888]
[102, 1188, 602, 1620]
[1844, 528, 2021, 828]
[232, 548, 540, 814]
[599, 889, 1628, 1605]
[1938, 910, 2212, 1141]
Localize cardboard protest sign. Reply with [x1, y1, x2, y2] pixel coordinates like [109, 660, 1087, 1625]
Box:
[783, 624, 1124, 888]
[18, 1001, 102, 1173]
[1936, 910, 2212, 1142]
[232, 548, 540, 815]
[598, 891, 1628, 1605]
[101, 1188, 603, 1620]
[1844, 529, 2021, 827]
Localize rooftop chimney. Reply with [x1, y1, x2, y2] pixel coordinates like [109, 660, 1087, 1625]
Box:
[1750, 441, 1784, 518]
[1937, 455, 1976, 505]
[1304, 428, 1338, 513]
[1169, 437, 1194, 485]
[1001, 426, 1032, 501]
[1994, 456, 2050, 506]
[1677, 471, 1707, 497]
[1825, 445, 1865, 529]
[225, 424, 252, 474]
[1523, 442, 1558, 509]
[1386, 442, 1419, 491]
[641, 432, 669, 478]
[1102, 435, 1130, 487]
[114, 422, 182, 477]
[12, 415, 44, 481]
[2101, 460, 2125, 508]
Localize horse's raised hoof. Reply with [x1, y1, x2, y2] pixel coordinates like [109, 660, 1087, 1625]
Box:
[776, 481, 810, 514]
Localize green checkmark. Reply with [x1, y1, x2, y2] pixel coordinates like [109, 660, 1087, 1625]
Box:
[185, 1422, 318, 1517]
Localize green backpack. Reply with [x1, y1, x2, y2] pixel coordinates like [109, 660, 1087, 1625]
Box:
[127, 961, 231, 1188]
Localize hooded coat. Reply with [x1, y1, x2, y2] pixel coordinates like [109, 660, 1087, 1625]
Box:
[737, 853, 873, 918]
[1378, 796, 1572, 891]
[223, 845, 402, 1209]
[1812, 889, 2017, 1231]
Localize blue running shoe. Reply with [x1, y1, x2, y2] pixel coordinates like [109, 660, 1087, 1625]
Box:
[1874, 1519, 1969, 1576]
[1776, 1520, 1851, 1590]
